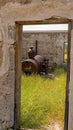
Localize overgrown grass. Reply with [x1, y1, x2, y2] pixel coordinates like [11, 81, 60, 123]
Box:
[20, 68, 66, 129]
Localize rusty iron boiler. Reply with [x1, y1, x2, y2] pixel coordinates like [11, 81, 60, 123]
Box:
[22, 55, 49, 74]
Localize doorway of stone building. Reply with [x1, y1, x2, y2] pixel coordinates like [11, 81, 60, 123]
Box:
[15, 19, 71, 130]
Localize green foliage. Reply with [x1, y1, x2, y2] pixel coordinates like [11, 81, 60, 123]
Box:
[20, 68, 66, 129]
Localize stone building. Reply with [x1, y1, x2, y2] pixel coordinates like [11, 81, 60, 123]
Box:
[0, 0, 73, 130]
[22, 31, 68, 65]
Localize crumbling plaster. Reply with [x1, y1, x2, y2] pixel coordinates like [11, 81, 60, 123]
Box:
[0, 0, 73, 130]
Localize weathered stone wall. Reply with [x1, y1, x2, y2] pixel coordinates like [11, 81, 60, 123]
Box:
[0, 21, 15, 130]
[0, 0, 32, 7]
[22, 31, 68, 65]
[0, 0, 73, 130]
[0, 0, 73, 7]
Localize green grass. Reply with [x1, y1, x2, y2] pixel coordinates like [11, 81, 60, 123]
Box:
[20, 68, 66, 129]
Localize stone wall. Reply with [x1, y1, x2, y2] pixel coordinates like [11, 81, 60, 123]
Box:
[0, 0, 32, 7]
[22, 31, 68, 65]
[0, 0, 73, 130]
[0, 0, 73, 7]
[0, 22, 15, 130]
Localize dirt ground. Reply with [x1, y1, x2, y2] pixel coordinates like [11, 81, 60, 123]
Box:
[21, 122, 63, 130]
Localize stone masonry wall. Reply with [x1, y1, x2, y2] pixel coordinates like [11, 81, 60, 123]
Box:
[22, 31, 68, 65]
[0, 0, 73, 130]
[0, 21, 15, 130]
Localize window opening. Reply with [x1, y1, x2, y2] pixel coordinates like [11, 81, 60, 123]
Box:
[63, 42, 68, 63]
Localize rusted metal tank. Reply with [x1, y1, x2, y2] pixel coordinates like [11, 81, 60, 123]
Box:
[22, 58, 39, 74]
[34, 55, 45, 73]
[34, 55, 44, 63]
[22, 55, 48, 74]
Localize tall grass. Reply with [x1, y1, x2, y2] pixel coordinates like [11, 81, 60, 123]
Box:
[20, 68, 66, 129]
